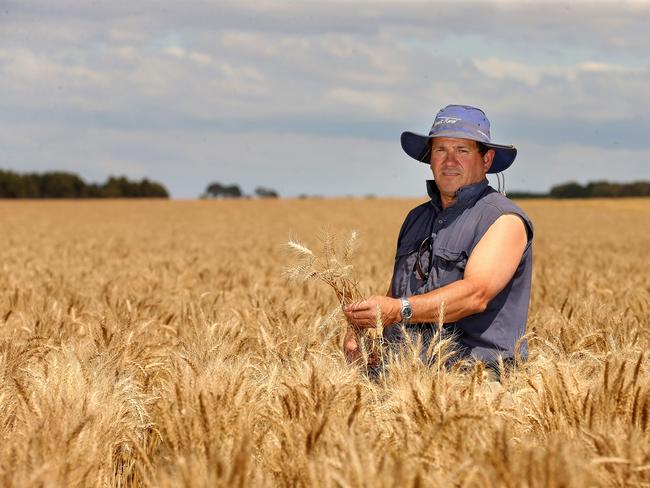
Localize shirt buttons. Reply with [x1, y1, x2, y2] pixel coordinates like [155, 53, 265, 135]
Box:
[438, 219, 443, 224]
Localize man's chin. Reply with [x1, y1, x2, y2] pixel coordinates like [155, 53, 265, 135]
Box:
[436, 182, 462, 196]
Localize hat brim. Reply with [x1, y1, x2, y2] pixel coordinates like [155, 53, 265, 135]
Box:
[401, 131, 517, 174]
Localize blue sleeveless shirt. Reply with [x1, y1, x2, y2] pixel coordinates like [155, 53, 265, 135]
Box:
[389, 178, 533, 362]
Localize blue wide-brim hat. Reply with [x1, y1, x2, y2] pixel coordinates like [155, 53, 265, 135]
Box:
[401, 104, 517, 174]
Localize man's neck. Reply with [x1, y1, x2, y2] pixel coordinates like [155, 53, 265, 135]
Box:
[440, 194, 456, 209]
[437, 178, 489, 210]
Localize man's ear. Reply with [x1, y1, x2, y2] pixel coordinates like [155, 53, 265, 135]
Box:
[483, 149, 496, 172]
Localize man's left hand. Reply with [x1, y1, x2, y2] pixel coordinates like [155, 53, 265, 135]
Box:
[343, 296, 402, 328]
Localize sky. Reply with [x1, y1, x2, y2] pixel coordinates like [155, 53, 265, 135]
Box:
[1, 0, 649, 198]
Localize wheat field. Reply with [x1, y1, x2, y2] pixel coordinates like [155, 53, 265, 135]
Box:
[0, 197, 649, 487]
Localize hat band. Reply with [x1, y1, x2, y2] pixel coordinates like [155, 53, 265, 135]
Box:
[428, 125, 491, 143]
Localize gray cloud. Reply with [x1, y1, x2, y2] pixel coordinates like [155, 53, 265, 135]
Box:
[10, 1, 650, 53]
[1, 1, 649, 197]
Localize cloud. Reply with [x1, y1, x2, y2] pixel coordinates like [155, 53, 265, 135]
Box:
[473, 58, 562, 86]
[4, 117, 647, 198]
[326, 88, 397, 115]
[577, 61, 638, 73]
[189, 51, 211, 65]
[163, 46, 186, 58]
[1, 0, 649, 196]
[1, 49, 107, 86]
[163, 46, 212, 65]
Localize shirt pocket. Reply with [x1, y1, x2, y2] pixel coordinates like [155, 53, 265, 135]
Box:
[432, 247, 468, 288]
[391, 239, 421, 297]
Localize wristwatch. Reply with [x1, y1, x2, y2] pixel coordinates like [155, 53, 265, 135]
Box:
[400, 297, 412, 325]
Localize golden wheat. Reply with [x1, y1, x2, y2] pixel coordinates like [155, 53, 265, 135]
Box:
[0, 197, 649, 487]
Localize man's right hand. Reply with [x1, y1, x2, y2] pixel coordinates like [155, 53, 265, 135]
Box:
[342, 327, 382, 367]
[343, 327, 362, 363]
[343, 296, 401, 328]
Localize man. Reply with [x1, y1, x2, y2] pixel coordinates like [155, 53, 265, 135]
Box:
[343, 105, 533, 377]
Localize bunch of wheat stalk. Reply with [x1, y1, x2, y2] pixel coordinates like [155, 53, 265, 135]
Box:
[285, 230, 383, 368]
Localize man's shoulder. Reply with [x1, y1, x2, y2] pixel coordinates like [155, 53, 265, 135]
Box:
[476, 190, 534, 238]
[402, 200, 435, 225]
[397, 201, 435, 243]
[478, 190, 530, 219]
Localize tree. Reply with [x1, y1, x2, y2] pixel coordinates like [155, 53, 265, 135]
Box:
[136, 178, 169, 198]
[0, 170, 39, 198]
[254, 186, 279, 198]
[37, 171, 87, 198]
[101, 176, 169, 198]
[586, 181, 623, 198]
[549, 181, 589, 198]
[101, 176, 131, 198]
[626, 181, 650, 196]
[203, 182, 243, 198]
[0, 169, 169, 198]
[506, 191, 548, 199]
[548, 180, 650, 198]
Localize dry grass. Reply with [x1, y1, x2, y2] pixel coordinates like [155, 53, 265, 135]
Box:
[0, 197, 649, 487]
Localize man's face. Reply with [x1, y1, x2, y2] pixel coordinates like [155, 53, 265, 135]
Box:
[430, 137, 493, 198]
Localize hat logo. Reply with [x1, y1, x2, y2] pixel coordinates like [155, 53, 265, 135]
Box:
[433, 117, 460, 127]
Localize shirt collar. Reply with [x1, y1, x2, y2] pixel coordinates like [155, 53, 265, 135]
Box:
[426, 178, 489, 210]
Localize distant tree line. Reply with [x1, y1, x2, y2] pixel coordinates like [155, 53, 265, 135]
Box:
[506, 191, 549, 199]
[510, 180, 650, 199]
[0, 170, 169, 198]
[200, 179, 650, 200]
[201, 181, 279, 199]
[548, 180, 650, 198]
[201, 179, 650, 200]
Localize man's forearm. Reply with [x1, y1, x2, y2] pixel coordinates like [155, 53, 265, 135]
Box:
[407, 278, 488, 324]
[344, 278, 491, 329]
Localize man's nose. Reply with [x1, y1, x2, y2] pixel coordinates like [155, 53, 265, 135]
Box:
[444, 150, 460, 164]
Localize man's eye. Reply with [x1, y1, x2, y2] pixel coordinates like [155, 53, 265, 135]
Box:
[459, 149, 469, 154]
